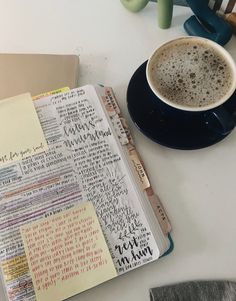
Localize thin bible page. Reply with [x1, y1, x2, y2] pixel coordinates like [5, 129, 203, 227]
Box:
[0, 86, 160, 301]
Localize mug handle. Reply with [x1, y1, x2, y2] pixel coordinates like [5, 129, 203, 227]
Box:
[204, 106, 235, 136]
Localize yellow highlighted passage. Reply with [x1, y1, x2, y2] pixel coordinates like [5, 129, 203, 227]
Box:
[1, 255, 29, 282]
[33, 87, 70, 100]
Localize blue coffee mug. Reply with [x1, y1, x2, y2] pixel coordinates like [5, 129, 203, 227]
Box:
[146, 36, 236, 136]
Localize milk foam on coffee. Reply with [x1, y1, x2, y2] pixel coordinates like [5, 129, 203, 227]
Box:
[149, 39, 233, 108]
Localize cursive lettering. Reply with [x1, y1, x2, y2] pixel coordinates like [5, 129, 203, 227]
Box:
[64, 128, 112, 147]
[63, 120, 95, 137]
[115, 237, 139, 255]
[115, 237, 153, 267]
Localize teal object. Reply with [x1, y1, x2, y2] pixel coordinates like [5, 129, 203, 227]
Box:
[184, 0, 233, 46]
[157, 0, 173, 28]
[120, 0, 174, 28]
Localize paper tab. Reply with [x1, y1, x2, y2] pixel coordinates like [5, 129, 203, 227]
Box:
[20, 202, 117, 301]
[105, 87, 120, 114]
[111, 114, 129, 145]
[119, 117, 135, 146]
[129, 149, 150, 190]
[102, 88, 129, 145]
[148, 194, 172, 235]
[102, 95, 116, 117]
[0, 93, 48, 166]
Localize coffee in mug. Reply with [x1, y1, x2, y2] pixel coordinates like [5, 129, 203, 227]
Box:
[146, 37, 236, 112]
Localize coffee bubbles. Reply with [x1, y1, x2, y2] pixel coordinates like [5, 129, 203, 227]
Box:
[149, 39, 233, 108]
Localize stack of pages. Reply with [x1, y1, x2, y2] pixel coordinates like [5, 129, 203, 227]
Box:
[0, 55, 173, 301]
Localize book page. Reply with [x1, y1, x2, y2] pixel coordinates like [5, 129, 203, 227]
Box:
[32, 87, 70, 101]
[0, 93, 48, 166]
[20, 202, 117, 301]
[0, 86, 159, 301]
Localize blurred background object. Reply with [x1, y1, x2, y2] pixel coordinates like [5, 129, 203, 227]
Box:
[184, 0, 233, 45]
[121, 0, 236, 34]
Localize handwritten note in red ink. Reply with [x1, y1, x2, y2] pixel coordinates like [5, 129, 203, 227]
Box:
[20, 202, 117, 301]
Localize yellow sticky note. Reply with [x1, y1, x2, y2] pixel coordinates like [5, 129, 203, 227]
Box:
[0, 93, 47, 166]
[20, 202, 117, 301]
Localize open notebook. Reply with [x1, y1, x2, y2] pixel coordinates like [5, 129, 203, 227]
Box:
[0, 86, 173, 301]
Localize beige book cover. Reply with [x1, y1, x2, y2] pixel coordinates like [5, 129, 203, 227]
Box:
[0, 54, 79, 100]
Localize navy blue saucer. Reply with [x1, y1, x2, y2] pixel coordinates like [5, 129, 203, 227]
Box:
[127, 61, 236, 150]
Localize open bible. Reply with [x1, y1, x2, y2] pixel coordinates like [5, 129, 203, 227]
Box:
[0, 85, 172, 301]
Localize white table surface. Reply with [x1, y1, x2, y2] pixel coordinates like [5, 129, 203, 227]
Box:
[0, 1, 236, 301]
